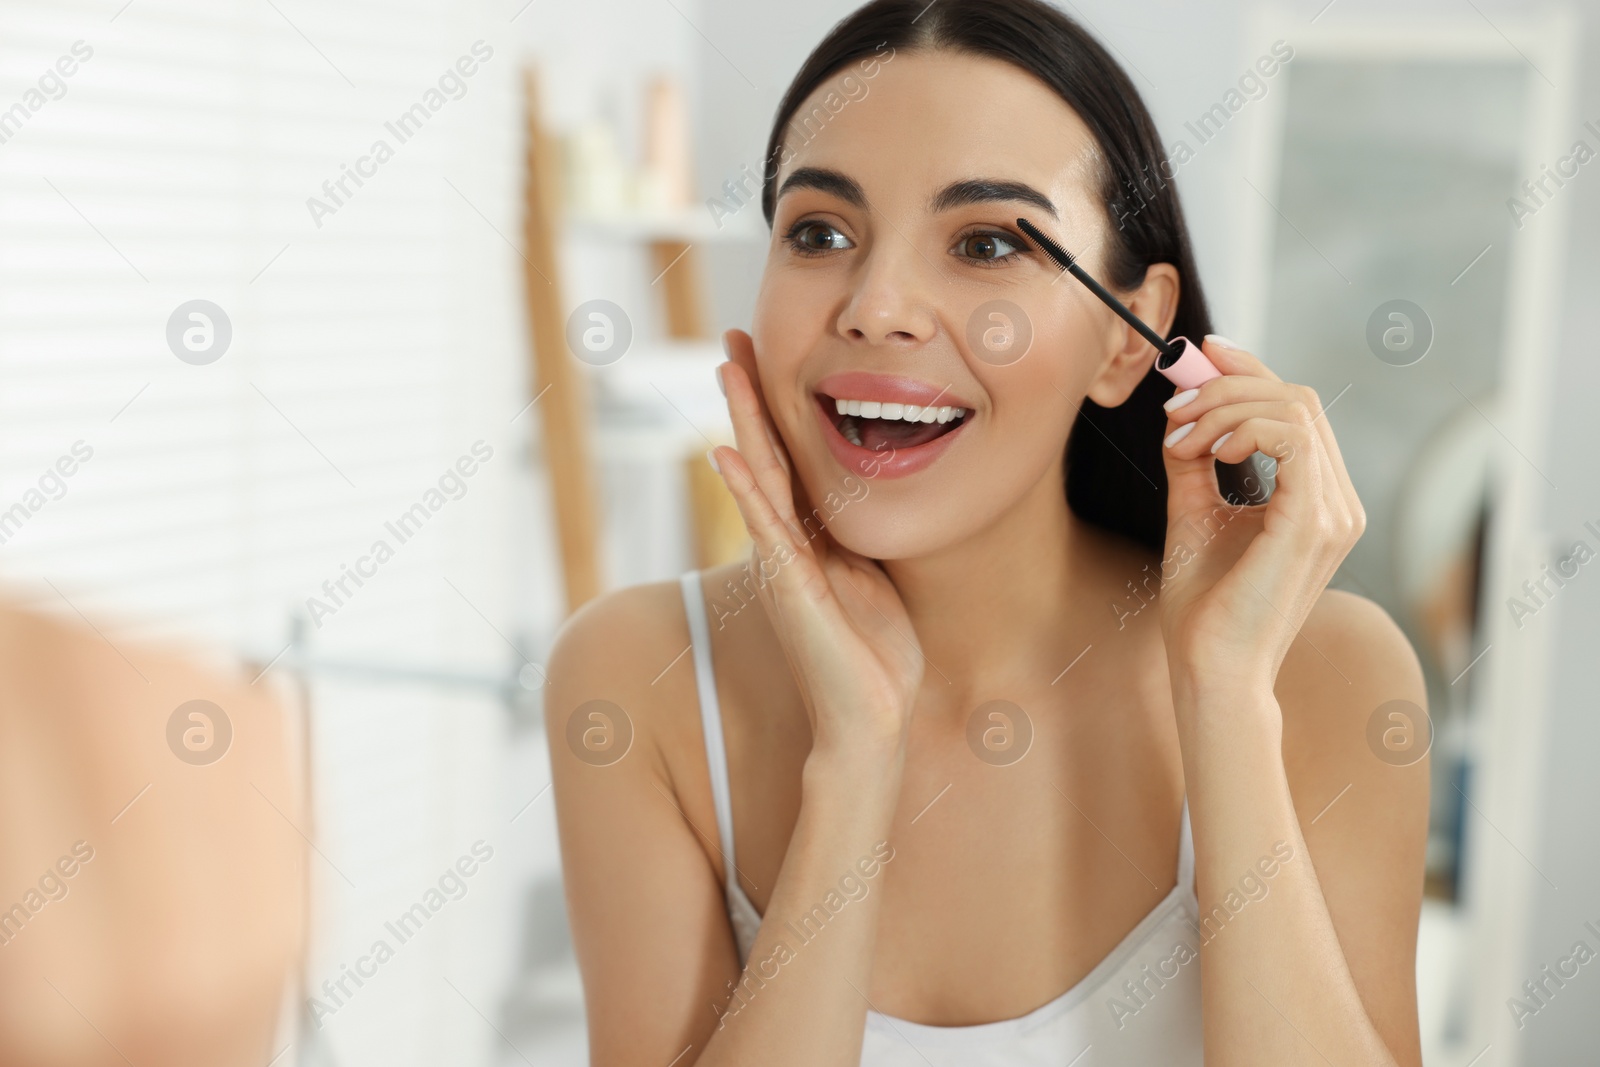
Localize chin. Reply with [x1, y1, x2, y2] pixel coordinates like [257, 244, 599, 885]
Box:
[795, 483, 994, 562]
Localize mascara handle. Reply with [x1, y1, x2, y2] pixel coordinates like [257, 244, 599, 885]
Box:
[1154, 336, 1221, 390]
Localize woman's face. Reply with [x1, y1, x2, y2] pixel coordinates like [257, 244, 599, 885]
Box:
[753, 49, 1175, 560]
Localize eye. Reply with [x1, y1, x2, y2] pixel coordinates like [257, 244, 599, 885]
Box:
[783, 219, 854, 256]
[954, 229, 1024, 266]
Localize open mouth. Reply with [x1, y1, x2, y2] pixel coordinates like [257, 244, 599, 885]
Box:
[818, 393, 969, 452]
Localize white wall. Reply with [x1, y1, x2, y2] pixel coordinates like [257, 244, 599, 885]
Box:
[1520, 2, 1600, 1062]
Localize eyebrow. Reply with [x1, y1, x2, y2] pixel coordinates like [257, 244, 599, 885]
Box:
[930, 177, 1058, 220]
[775, 167, 1059, 221]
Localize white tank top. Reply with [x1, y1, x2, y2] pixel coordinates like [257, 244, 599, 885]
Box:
[680, 571, 1206, 1064]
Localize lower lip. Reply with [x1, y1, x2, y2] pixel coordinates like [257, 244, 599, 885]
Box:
[813, 396, 969, 479]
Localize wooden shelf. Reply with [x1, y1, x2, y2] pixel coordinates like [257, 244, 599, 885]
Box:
[519, 67, 748, 614]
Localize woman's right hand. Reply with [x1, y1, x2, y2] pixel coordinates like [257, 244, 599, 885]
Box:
[709, 328, 924, 760]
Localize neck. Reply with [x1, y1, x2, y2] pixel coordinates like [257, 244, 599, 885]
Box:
[880, 464, 1090, 702]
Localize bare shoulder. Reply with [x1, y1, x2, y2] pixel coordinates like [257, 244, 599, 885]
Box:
[545, 563, 759, 719]
[1277, 587, 1429, 784]
[544, 577, 702, 773]
[548, 578, 692, 685]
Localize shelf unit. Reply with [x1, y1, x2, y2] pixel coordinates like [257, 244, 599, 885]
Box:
[518, 66, 762, 614]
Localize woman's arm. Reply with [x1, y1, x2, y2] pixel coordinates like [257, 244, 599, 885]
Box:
[548, 328, 926, 1066]
[1174, 590, 1427, 1065]
[713, 741, 908, 1063]
[1155, 335, 1429, 1064]
[546, 582, 909, 1067]
[544, 585, 745, 1064]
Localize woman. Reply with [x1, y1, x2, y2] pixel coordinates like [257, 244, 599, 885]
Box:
[546, 1, 1429, 1063]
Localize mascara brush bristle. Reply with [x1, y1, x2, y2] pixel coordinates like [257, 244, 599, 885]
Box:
[1016, 217, 1075, 269]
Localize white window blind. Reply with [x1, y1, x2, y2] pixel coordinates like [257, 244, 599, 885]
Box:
[0, 1, 547, 1063]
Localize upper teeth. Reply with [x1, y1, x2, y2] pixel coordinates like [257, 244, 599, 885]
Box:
[832, 398, 965, 424]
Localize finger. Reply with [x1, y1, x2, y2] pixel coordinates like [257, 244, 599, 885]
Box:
[1163, 386, 1344, 523]
[723, 328, 794, 484]
[1202, 416, 1325, 523]
[724, 356, 836, 572]
[1167, 375, 1363, 547]
[723, 331, 812, 535]
[1163, 400, 1319, 456]
[1235, 421, 1353, 609]
[1198, 335, 1282, 383]
[1293, 382, 1366, 536]
[1160, 339, 1287, 513]
[1229, 389, 1360, 567]
[1173, 340, 1365, 575]
[719, 354, 802, 537]
[1266, 417, 1361, 585]
[1161, 375, 1304, 425]
[711, 447, 853, 634]
[708, 445, 813, 588]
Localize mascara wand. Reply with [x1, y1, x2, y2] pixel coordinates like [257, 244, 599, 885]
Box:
[1014, 217, 1220, 390]
[1014, 216, 1273, 504]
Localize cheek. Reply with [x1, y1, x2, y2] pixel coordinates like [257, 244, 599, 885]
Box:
[751, 282, 821, 423]
[971, 316, 1091, 443]
[753, 255, 833, 339]
[982, 379, 1076, 489]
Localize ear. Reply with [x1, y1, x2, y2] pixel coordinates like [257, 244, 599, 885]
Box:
[1083, 262, 1181, 408]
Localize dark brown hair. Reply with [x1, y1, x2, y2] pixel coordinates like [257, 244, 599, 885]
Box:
[759, 0, 1212, 551]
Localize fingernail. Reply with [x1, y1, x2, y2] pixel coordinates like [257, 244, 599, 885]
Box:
[706, 448, 721, 473]
[1205, 334, 1241, 349]
[1163, 387, 1200, 413]
[715, 363, 726, 396]
[1210, 431, 1233, 455]
[1163, 423, 1195, 448]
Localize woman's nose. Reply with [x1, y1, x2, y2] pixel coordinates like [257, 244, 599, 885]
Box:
[835, 242, 940, 347]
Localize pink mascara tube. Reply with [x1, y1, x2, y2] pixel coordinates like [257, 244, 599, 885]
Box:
[1015, 218, 1273, 505]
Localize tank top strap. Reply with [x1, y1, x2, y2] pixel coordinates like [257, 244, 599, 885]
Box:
[679, 571, 740, 902]
[1177, 794, 1196, 898]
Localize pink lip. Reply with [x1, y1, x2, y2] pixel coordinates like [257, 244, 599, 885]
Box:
[813, 372, 974, 411]
[811, 393, 971, 480]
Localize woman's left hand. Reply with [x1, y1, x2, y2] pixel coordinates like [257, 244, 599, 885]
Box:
[1155, 335, 1366, 698]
